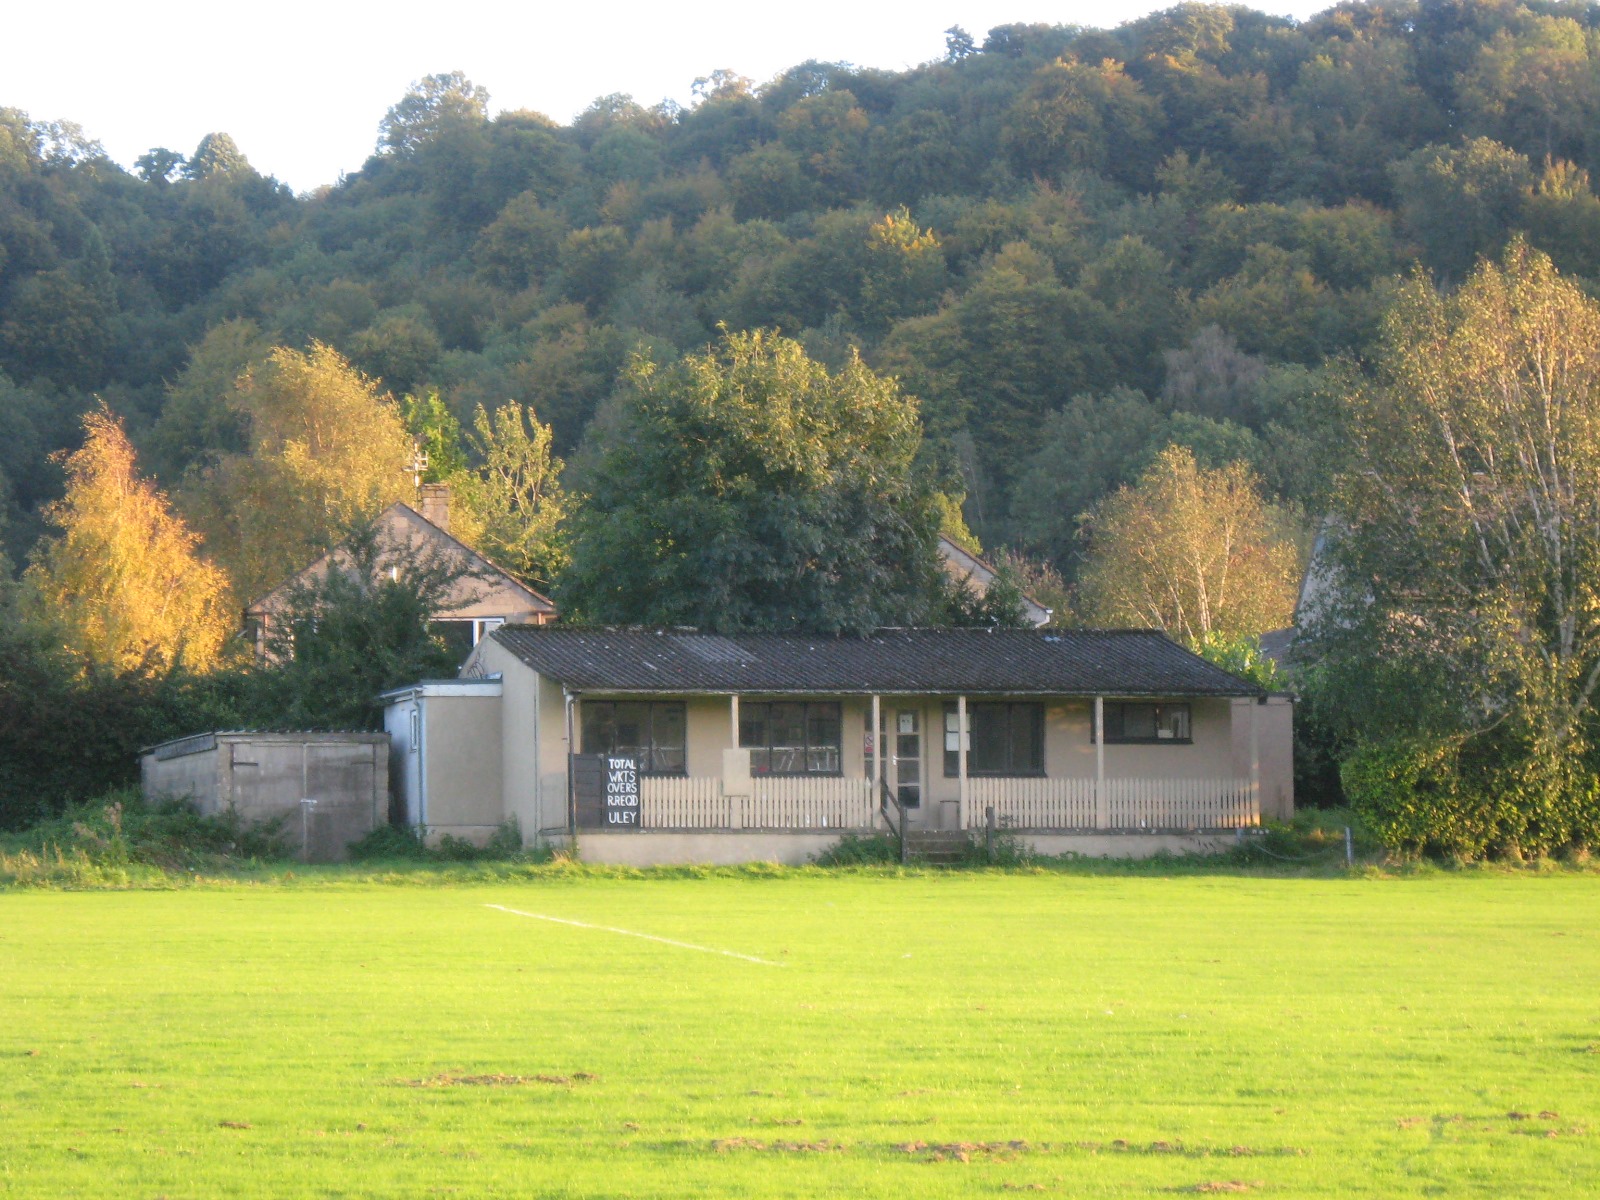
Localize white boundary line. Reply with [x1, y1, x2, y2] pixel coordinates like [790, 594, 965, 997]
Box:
[485, 904, 786, 966]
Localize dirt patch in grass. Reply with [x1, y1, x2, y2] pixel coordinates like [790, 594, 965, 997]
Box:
[895, 1140, 1032, 1163]
[1180, 1183, 1264, 1194]
[712, 1137, 843, 1153]
[400, 1071, 598, 1088]
[1096, 1140, 1294, 1159]
[891, 1139, 1298, 1163]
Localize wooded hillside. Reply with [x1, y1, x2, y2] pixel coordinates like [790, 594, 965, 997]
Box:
[5, 0, 1600, 587]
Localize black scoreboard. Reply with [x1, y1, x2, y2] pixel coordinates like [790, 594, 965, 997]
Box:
[573, 754, 642, 830]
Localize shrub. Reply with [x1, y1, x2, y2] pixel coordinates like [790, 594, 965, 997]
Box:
[0, 616, 253, 830]
[1, 787, 290, 872]
[812, 833, 901, 865]
[345, 820, 533, 863]
[1343, 733, 1600, 861]
[1342, 737, 1505, 860]
[345, 823, 430, 861]
[962, 831, 1034, 867]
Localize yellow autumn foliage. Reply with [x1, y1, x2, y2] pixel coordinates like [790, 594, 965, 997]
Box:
[23, 405, 234, 672]
[184, 342, 413, 603]
[1077, 444, 1300, 642]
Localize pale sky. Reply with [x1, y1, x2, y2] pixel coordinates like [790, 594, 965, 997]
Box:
[9, 0, 1328, 194]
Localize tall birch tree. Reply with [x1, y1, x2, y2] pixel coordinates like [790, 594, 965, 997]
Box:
[1076, 444, 1300, 643]
[1316, 241, 1600, 852]
[23, 405, 234, 672]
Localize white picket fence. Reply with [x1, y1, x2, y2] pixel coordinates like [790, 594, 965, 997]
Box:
[641, 775, 1255, 832]
[640, 777, 876, 831]
[640, 777, 728, 830]
[967, 777, 1096, 830]
[966, 776, 1257, 831]
[747, 778, 876, 829]
[1105, 777, 1257, 830]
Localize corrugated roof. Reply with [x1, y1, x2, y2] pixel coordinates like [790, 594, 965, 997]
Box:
[489, 627, 1260, 697]
[141, 729, 388, 759]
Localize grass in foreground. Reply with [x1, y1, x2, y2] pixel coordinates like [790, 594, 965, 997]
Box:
[2, 873, 1598, 1197]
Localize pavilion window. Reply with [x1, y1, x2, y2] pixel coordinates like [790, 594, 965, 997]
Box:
[944, 702, 1044, 776]
[1098, 702, 1191, 744]
[739, 701, 841, 775]
[581, 701, 687, 775]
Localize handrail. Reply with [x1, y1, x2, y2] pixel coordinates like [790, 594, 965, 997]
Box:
[878, 775, 907, 864]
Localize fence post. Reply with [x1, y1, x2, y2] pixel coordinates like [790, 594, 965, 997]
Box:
[986, 804, 996, 860]
[1344, 825, 1354, 868]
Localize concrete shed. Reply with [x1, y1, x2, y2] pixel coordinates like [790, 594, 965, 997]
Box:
[380, 679, 504, 846]
[141, 731, 389, 862]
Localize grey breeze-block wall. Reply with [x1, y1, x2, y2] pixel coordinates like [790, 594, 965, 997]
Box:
[141, 731, 390, 863]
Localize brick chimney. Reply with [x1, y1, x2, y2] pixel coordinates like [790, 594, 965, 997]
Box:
[419, 483, 450, 532]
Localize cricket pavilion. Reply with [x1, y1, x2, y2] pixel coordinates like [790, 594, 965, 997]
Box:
[381, 626, 1293, 864]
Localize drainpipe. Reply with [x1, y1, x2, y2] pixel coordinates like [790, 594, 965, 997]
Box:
[530, 673, 541, 848]
[564, 688, 577, 838]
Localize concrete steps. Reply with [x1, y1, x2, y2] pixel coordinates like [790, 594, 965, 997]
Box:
[904, 829, 975, 865]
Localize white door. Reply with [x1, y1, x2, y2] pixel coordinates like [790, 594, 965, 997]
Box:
[887, 708, 924, 824]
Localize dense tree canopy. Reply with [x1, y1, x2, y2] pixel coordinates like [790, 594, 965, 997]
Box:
[1310, 241, 1600, 855]
[182, 343, 413, 604]
[5, 2, 1600, 590]
[558, 329, 940, 632]
[449, 400, 568, 590]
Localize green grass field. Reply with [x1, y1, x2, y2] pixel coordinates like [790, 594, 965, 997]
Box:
[3, 871, 1598, 1197]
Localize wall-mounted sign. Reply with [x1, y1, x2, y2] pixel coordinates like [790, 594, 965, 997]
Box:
[573, 753, 642, 830]
[604, 755, 641, 828]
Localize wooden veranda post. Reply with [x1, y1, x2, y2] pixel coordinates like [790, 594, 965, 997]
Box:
[1093, 695, 1107, 830]
[1249, 697, 1261, 826]
[957, 695, 969, 830]
[870, 694, 881, 785]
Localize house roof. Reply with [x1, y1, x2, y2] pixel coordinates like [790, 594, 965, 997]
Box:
[1258, 627, 1297, 670]
[244, 502, 555, 618]
[937, 535, 1051, 627]
[487, 626, 1261, 697]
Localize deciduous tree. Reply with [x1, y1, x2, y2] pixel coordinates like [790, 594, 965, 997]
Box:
[559, 329, 940, 632]
[1077, 444, 1299, 642]
[379, 72, 490, 158]
[186, 343, 413, 604]
[22, 405, 234, 672]
[1311, 241, 1600, 854]
[450, 401, 568, 589]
